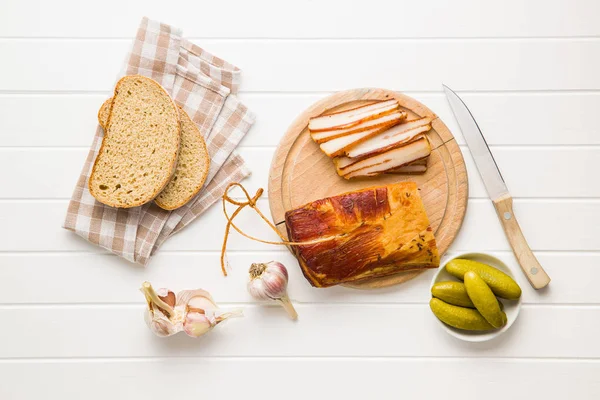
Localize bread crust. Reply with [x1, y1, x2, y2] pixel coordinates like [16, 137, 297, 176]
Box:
[97, 98, 112, 128]
[88, 75, 181, 208]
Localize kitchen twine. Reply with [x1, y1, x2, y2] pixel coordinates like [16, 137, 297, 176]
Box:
[221, 182, 337, 276]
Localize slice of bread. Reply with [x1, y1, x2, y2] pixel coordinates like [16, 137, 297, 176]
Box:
[98, 98, 210, 210]
[89, 75, 181, 208]
[154, 109, 210, 209]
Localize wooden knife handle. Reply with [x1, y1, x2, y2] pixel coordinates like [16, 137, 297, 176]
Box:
[492, 195, 551, 289]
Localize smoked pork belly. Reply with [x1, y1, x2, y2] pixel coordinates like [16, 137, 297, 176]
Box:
[386, 158, 428, 174]
[308, 99, 399, 132]
[319, 122, 397, 157]
[334, 155, 428, 176]
[285, 182, 439, 287]
[310, 110, 406, 144]
[338, 135, 431, 179]
[345, 117, 432, 159]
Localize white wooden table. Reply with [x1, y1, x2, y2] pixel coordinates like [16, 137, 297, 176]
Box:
[1, 1, 599, 398]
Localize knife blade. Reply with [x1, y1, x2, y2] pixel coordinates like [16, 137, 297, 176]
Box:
[443, 86, 508, 201]
[443, 84, 550, 289]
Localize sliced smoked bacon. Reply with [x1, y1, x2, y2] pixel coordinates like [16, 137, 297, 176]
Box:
[308, 99, 399, 132]
[284, 182, 439, 287]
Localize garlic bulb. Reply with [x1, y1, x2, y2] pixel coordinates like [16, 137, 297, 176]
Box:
[248, 261, 298, 320]
[140, 282, 242, 338]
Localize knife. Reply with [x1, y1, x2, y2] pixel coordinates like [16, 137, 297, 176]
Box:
[443, 85, 551, 289]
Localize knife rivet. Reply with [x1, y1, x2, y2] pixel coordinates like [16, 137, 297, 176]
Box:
[530, 267, 538, 275]
[503, 212, 512, 220]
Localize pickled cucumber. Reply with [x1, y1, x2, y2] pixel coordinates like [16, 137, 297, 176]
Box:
[464, 271, 506, 328]
[429, 298, 495, 331]
[498, 300, 505, 312]
[446, 259, 522, 300]
[431, 281, 475, 308]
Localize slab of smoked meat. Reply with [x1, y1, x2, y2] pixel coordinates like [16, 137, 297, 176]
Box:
[285, 182, 439, 287]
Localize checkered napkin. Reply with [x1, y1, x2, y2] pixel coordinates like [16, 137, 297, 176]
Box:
[63, 18, 254, 265]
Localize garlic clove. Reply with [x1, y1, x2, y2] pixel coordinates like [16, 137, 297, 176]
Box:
[156, 288, 176, 308]
[141, 282, 182, 337]
[177, 289, 219, 318]
[183, 311, 214, 338]
[145, 311, 179, 337]
[141, 282, 175, 319]
[176, 288, 215, 307]
[141, 282, 242, 338]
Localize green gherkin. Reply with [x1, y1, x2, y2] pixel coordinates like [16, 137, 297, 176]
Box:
[431, 281, 475, 308]
[464, 271, 506, 328]
[446, 259, 522, 300]
[429, 298, 497, 331]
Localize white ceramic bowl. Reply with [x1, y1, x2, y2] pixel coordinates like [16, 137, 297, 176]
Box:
[430, 252, 522, 342]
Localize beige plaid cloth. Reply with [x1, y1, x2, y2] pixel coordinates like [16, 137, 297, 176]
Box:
[64, 18, 254, 265]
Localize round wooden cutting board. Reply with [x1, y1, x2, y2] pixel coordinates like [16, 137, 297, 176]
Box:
[268, 88, 468, 289]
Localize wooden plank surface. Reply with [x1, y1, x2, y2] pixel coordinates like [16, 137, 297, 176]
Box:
[1, 0, 598, 38]
[0, 147, 598, 199]
[1, 40, 600, 92]
[0, 251, 597, 304]
[1, 1, 599, 398]
[1, 359, 598, 400]
[0, 305, 598, 358]
[2, 93, 598, 147]
[1, 199, 598, 252]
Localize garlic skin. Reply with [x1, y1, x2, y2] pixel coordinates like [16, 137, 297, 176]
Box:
[248, 261, 298, 320]
[144, 310, 178, 337]
[140, 282, 242, 338]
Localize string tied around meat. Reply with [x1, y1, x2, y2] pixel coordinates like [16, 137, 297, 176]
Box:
[220, 182, 336, 276]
